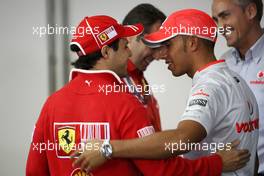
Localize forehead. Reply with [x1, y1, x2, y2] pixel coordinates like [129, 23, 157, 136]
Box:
[168, 35, 182, 44]
[212, 0, 238, 15]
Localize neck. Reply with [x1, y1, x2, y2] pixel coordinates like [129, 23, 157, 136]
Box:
[237, 24, 263, 58]
[188, 53, 217, 78]
[93, 61, 112, 71]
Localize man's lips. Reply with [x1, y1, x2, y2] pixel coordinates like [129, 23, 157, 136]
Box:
[165, 60, 173, 69]
[165, 60, 172, 64]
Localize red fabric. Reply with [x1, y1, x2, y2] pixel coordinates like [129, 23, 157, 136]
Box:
[197, 60, 225, 72]
[70, 16, 144, 55]
[26, 70, 222, 176]
[126, 60, 161, 131]
[144, 9, 217, 45]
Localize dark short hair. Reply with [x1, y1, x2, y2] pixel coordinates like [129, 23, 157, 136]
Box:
[181, 35, 215, 53]
[235, 0, 263, 21]
[200, 38, 215, 52]
[71, 39, 120, 70]
[122, 3, 166, 34]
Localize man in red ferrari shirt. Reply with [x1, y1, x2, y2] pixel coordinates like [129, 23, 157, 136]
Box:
[122, 4, 166, 131]
[26, 15, 250, 176]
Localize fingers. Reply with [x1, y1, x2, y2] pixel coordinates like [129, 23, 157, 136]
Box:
[71, 150, 93, 173]
[70, 150, 81, 159]
[85, 166, 92, 174]
[73, 154, 86, 168]
[238, 151, 251, 163]
[80, 158, 90, 171]
[230, 139, 240, 149]
[232, 149, 251, 171]
[237, 149, 249, 156]
[235, 153, 250, 170]
[239, 155, 250, 165]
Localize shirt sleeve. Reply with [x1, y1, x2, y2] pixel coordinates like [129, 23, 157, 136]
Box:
[180, 85, 220, 135]
[26, 101, 50, 176]
[119, 95, 222, 176]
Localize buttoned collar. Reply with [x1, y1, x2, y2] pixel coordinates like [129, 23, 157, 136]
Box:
[231, 31, 264, 65]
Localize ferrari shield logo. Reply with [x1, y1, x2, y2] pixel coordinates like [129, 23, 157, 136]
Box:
[58, 127, 75, 154]
[99, 33, 108, 42]
[54, 122, 110, 158]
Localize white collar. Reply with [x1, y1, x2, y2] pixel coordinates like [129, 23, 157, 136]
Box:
[69, 68, 122, 83]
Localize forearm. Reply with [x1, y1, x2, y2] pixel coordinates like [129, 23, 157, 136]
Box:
[111, 129, 191, 159]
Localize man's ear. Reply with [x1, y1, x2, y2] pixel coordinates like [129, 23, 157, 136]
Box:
[189, 36, 199, 52]
[245, 3, 257, 20]
[101, 45, 110, 59]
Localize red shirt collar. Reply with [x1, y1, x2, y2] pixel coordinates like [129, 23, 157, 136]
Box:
[69, 68, 123, 84]
[197, 60, 225, 72]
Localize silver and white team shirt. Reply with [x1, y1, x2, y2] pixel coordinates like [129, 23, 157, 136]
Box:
[181, 60, 259, 176]
[222, 32, 264, 173]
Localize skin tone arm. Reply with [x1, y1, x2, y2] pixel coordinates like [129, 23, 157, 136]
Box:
[71, 132, 250, 173]
[111, 120, 207, 159]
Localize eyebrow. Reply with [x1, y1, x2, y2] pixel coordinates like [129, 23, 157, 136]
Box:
[218, 10, 230, 18]
[212, 10, 230, 22]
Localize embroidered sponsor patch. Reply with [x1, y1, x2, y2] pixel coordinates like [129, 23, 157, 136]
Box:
[189, 99, 208, 107]
[236, 118, 259, 133]
[250, 70, 264, 84]
[192, 89, 209, 97]
[54, 122, 110, 158]
[97, 26, 117, 45]
[257, 71, 264, 78]
[58, 126, 76, 154]
[137, 126, 155, 138]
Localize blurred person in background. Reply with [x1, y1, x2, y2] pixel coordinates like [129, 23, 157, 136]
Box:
[122, 3, 166, 131]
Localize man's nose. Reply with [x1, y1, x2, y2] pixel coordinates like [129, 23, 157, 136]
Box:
[217, 19, 227, 31]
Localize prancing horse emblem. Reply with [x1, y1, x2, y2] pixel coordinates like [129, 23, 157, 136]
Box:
[58, 127, 75, 154]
